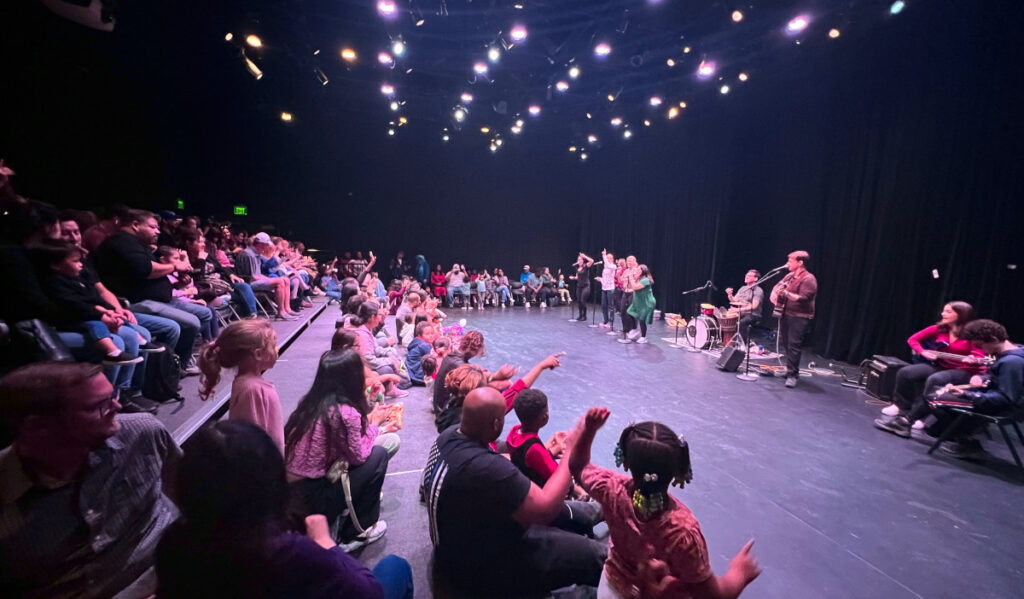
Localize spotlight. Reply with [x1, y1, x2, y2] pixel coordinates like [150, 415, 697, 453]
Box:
[649, 95, 663, 106]
[667, 106, 679, 119]
[244, 56, 263, 80]
[623, 129, 633, 139]
[378, 52, 394, 66]
[568, 66, 581, 79]
[341, 48, 357, 62]
[381, 84, 395, 95]
[490, 143, 498, 153]
[555, 80, 569, 92]
[683, 46, 692, 54]
[610, 117, 622, 127]
[528, 105, 541, 116]
[569, 146, 577, 152]
[388, 128, 396, 136]
[495, 138, 504, 147]
[473, 62, 488, 75]
[398, 116, 408, 125]
[697, 60, 715, 79]
[460, 93, 473, 104]
[515, 119, 524, 127]
[890, 1, 905, 15]
[392, 40, 406, 57]
[245, 35, 262, 48]
[511, 125, 522, 134]
[720, 85, 730, 94]
[786, 15, 810, 34]
[442, 134, 450, 141]
[510, 24, 528, 42]
[607, 93, 616, 102]
[280, 112, 293, 122]
[679, 101, 687, 108]
[594, 43, 612, 57]
[377, 0, 397, 18]
[732, 10, 743, 22]
[225, 33, 234, 41]
[587, 134, 598, 144]
[488, 47, 501, 63]
[390, 101, 400, 111]
[666, 58, 676, 67]
[453, 107, 467, 122]
[829, 28, 841, 39]
[643, 119, 651, 126]
[480, 126, 490, 134]
[580, 153, 588, 161]
[738, 72, 748, 82]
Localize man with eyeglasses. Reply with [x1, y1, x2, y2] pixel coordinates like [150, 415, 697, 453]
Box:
[0, 362, 182, 598]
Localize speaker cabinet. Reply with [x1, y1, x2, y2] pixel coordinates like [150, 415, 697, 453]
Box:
[716, 347, 746, 372]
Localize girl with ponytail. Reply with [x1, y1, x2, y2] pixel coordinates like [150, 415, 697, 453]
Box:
[197, 319, 284, 452]
[569, 409, 761, 598]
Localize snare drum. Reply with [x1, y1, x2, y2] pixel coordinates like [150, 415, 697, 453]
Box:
[684, 316, 720, 349]
[700, 303, 716, 317]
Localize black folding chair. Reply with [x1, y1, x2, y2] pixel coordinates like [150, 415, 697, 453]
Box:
[927, 408, 1024, 471]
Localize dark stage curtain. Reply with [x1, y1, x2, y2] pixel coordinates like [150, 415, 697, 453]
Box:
[577, 0, 1023, 363]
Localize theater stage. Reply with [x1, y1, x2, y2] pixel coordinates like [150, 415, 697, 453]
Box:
[158, 303, 1024, 599]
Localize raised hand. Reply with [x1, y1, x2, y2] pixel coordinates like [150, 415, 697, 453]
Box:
[583, 407, 610, 434]
[730, 540, 762, 585]
[543, 351, 566, 370]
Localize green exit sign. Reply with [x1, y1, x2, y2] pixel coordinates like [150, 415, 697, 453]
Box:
[233, 205, 248, 216]
[176, 199, 184, 210]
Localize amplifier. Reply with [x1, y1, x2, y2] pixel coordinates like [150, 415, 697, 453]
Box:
[716, 346, 746, 372]
[864, 355, 908, 400]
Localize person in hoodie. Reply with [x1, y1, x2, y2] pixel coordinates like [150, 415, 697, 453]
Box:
[403, 321, 436, 387]
[924, 319, 1024, 459]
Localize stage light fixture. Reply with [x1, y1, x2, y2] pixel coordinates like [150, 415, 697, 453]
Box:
[666, 58, 676, 67]
[490, 143, 498, 153]
[398, 116, 408, 125]
[511, 125, 522, 134]
[388, 128, 396, 136]
[720, 85, 730, 94]
[495, 138, 504, 147]
[588, 134, 598, 144]
[515, 119, 524, 127]
[244, 56, 263, 80]
[377, 0, 397, 18]
[623, 129, 633, 139]
[607, 93, 616, 102]
[610, 117, 622, 127]
[569, 146, 577, 152]
[683, 46, 691, 54]
[473, 62, 489, 75]
[738, 72, 748, 82]
[594, 43, 612, 57]
[245, 35, 262, 48]
[389, 101, 400, 112]
[480, 126, 490, 133]
[488, 47, 501, 63]
[890, 1, 905, 15]
[378, 52, 394, 66]
[510, 24, 528, 42]
[381, 84, 395, 95]
[392, 40, 406, 57]
[225, 33, 234, 41]
[580, 153, 588, 161]
[732, 10, 743, 22]
[668, 106, 679, 119]
[697, 60, 715, 79]
[460, 93, 473, 104]
[442, 134, 450, 141]
[280, 112, 293, 122]
[643, 119, 651, 126]
[829, 28, 841, 38]
[341, 48, 357, 62]
[555, 80, 569, 92]
[453, 107, 467, 122]
[679, 101, 687, 108]
[786, 15, 810, 34]
[528, 105, 541, 116]
[568, 66, 581, 79]
[649, 95, 663, 106]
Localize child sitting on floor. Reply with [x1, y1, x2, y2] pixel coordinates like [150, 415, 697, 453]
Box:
[404, 321, 436, 387]
[421, 355, 438, 388]
[197, 319, 284, 452]
[507, 389, 586, 499]
[569, 409, 762, 598]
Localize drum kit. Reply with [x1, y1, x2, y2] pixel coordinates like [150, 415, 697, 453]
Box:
[667, 303, 744, 350]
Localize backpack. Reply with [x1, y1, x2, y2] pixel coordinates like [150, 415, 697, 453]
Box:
[142, 344, 184, 402]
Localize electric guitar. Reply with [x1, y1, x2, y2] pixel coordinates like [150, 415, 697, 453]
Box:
[912, 340, 994, 366]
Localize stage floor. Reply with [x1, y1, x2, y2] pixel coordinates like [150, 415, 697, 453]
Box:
[175, 304, 1024, 598]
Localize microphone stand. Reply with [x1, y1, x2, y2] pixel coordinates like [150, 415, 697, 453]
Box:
[736, 268, 787, 382]
[588, 263, 601, 327]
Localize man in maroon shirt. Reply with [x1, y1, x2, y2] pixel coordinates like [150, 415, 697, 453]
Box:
[770, 251, 818, 388]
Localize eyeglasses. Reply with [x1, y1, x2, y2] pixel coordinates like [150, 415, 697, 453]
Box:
[83, 391, 120, 418]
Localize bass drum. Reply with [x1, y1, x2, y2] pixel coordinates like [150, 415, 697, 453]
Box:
[684, 316, 719, 349]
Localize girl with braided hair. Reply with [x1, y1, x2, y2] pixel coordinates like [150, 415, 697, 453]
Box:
[569, 409, 761, 599]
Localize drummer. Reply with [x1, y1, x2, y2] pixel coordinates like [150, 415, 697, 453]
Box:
[726, 269, 764, 346]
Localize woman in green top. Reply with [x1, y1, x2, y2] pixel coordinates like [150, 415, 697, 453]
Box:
[624, 265, 655, 343]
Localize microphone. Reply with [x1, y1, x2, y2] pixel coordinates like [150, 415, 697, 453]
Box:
[592, 261, 603, 266]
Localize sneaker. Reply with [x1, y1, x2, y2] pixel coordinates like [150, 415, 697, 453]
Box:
[636, 337, 649, 344]
[617, 338, 633, 344]
[339, 520, 389, 552]
[138, 342, 166, 354]
[301, 300, 314, 309]
[501, 304, 507, 309]
[276, 312, 298, 321]
[939, 439, 986, 460]
[911, 419, 926, 430]
[606, 330, 618, 336]
[181, 361, 201, 377]
[386, 388, 409, 399]
[568, 318, 578, 322]
[873, 416, 911, 438]
[909, 426, 936, 445]
[540, 304, 547, 309]
[119, 396, 159, 414]
[785, 376, 798, 388]
[627, 329, 641, 340]
[881, 404, 900, 417]
[102, 352, 144, 366]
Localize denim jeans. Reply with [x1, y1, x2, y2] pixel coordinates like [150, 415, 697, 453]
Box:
[372, 555, 414, 599]
[601, 289, 614, 324]
[495, 284, 510, 303]
[231, 281, 258, 316]
[56, 330, 131, 391]
[132, 299, 209, 364]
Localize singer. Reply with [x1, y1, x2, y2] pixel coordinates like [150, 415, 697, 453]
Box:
[569, 252, 595, 322]
[770, 251, 818, 388]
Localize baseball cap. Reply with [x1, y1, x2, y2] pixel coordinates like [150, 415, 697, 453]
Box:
[159, 210, 180, 221]
[253, 232, 272, 244]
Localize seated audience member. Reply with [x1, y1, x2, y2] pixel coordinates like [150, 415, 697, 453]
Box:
[197, 319, 284, 452]
[285, 350, 400, 551]
[422, 388, 607, 597]
[918, 319, 1024, 458]
[421, 355, 438, 386]
[331, 327, 358, 352]
[432, 331, 508, 416]
[569, 408, 761, 599]
[57, 210, 84, 248]
[82, 204, 129, 252]
[404, 321, 436, 387]
[232, 232, 297, 320]
[525, 267, 543, 307]
[179, 227, 259, 318]
[92, 209, 207, 372]
[353, 300, 408, 398]
[394, 290, 423, 344]
[0, 362, 182, 598]
[155, 420, 413, 599]
[156, 246, 218, 342]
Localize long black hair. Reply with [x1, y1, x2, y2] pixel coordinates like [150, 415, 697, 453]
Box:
[354, 300, 381, 327]
[156, 420, 288, 598]
[284, 350, 368, 460]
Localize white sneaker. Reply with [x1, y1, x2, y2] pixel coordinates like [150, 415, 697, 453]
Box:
[617, 338, 633, 344]
[540, 304, 547, 309]
[912, 419, 925, 430]
[627, 329, 641, 340]
[501, 304, 507, 309]
[339, 520, 388, 552]
[606, 330, 618, 336]
[568, 318, 578, 322]
[636, 337, 649, 344]
[881, 404, 900, 417]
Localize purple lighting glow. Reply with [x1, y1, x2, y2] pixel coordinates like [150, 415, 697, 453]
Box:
[594, 43, 612, 57]
[697, 60, 715, 79]
[510, 25, 528, 42]
[377, 0, 397, 18]
[786, 15, 810, 34]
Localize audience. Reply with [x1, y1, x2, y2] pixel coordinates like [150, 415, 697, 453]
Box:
[155, 420, 413, 599]
[285, 350, 400, 551]
[0, 362, 182, 598]
[404, 321, 435, 387]
[232, 232, 297, 320]
[569, 409, 762, 598]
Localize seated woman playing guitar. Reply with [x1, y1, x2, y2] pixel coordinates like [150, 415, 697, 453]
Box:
[874, 301, 988, 438]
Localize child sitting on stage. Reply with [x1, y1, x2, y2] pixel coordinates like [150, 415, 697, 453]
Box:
[507, 389, 589, 501]
[569, 409, 761, 598]
[404, 321, 436, 387]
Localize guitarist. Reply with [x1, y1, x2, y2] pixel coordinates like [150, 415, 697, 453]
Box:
[770, 251, 818, 388]
[875, 302, 986, 438]
[921, 319, 1023, 459]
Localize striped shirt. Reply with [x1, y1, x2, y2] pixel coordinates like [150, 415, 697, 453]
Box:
[0, 414, 181, 598]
